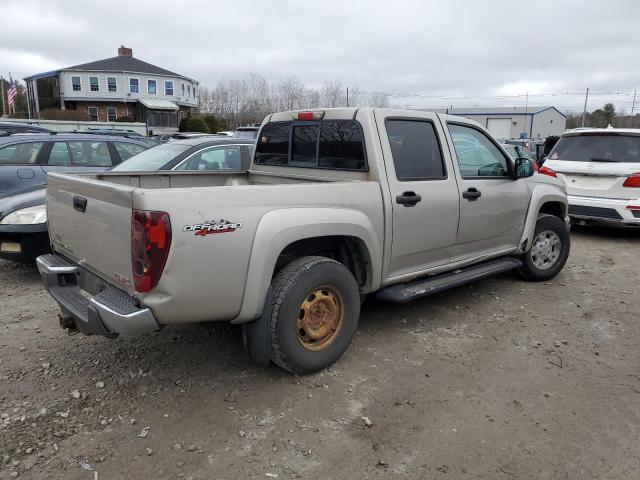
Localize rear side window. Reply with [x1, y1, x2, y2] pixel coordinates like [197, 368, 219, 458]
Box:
[68, 141, 112, 167]
[255, 120, 367, 171]
[48, 142, 72, 166]
[113, 141, 147, 161]
[0, 142, 44, 165]
[550, 135, 640, 163]
[386, 120, 446, 180]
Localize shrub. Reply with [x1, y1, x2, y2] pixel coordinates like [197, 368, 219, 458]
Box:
[202, 114, 227, 133]
[115, 116, 134, 123]
[185, 116, 209, 133]
[178, 117, 189, 132]
[38, 108, 88, 121]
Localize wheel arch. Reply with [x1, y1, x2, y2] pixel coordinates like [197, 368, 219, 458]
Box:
[232, 208, 382, 324]
[518, 186, 569, 253]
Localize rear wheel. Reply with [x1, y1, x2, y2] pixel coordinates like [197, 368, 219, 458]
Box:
[519, 214, 570, 281]
[265, 256, 360, 374]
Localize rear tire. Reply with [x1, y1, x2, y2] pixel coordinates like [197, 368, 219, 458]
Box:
[267, 256, 360, 375]
[519, 214, 570, 281]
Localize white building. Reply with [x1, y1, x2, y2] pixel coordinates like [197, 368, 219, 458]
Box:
[24, 46, 199, 131]
[433, 106, 567, 140]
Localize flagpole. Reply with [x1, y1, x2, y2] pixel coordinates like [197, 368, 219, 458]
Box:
[0, 77, 5, 116]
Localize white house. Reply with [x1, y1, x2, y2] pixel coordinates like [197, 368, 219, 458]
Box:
[24, 46, 199, 131]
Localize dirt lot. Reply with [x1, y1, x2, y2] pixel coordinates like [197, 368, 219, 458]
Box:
[1, 226, 639, 480]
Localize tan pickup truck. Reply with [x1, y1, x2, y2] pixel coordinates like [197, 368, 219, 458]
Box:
[37, 108, 570, 374]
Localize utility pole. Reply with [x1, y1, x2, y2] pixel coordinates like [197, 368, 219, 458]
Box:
[629, 89, 637, 128]
[346, 87, 349, 108]
[523, 91, 529, 138]
[581, 88, 590, 127]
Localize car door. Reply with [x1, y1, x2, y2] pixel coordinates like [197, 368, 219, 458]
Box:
[375, 110, 460, 279]
[443, 120, 530, 262]
[0, 140, 48, 197]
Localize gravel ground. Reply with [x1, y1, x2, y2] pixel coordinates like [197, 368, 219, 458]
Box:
[1, 226, 639, 480]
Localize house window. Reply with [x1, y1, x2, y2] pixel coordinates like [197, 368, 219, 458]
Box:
[88, 107, 98, 122]
[148, 79, 157, 95]
[193, 86, 196, 99]
[89, 76, 99, 92]
[181, 83, 185, 96]
[72, 76, 81, 92]
[107, 77, 117, 92]
[107, 106, 117, 122]
[187, 85, 191, 97]
[129, 78, 139, 94]
[165, 80, 173, 96]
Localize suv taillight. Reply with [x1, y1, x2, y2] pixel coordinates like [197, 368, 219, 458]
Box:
[622, 173, 640, 188]
[538, 165, 557, 178]
[131, 210, 171, 293]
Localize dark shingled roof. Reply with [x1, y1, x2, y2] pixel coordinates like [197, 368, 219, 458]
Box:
[64, 55, 184, 78]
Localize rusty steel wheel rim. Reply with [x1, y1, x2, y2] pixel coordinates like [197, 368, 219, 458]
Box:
[296, 286, 344, 351]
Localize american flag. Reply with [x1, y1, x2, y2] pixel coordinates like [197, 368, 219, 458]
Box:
[7, 78, 17, 113]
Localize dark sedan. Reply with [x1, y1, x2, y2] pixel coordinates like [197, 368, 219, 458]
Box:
[0, 133, 153, 262]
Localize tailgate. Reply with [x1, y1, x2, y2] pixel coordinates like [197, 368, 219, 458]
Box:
[46, 172, 135, 293]
[548, 160, 640, 200]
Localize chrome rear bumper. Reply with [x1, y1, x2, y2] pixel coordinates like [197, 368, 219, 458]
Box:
[36, 254, 159, 337]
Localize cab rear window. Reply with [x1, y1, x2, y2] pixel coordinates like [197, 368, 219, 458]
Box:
[550, 134, 640, 163]
[255, 120, 366, 171]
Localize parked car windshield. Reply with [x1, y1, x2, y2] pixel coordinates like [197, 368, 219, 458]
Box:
[549, 134, 640, 163]
[111, 143, 190, 171]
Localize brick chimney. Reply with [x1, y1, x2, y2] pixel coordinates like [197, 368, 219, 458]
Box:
[118, 45, 133, 57]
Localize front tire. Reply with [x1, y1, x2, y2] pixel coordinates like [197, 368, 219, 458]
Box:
[519, 214, 570, 281]
[267, 256, 360, 375]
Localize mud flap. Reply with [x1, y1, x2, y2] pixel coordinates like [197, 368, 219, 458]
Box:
[242, 287, 273, 367]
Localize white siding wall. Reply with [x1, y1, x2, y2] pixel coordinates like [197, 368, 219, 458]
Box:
[530, 109, 566, 138]
[59, 70, 198, 107]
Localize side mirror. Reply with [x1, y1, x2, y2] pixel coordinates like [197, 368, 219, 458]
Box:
[514, 157, 535, 178]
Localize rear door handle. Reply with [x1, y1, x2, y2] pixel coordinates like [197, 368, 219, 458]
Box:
[396, 191, 422, 207]
[462, 188, 481, 201]
[73, 196, 87, 213]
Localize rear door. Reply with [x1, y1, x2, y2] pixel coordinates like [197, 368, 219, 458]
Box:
[375, 110, 460, 278]
[545, 133, 640, 200]
[0, 140, 48, 197]
[43, 140, 115, 176]
[443, 120, 530, 262]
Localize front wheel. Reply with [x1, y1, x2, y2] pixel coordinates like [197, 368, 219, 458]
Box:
[266, 256, 360, 375]
[519, 214, 570, 281]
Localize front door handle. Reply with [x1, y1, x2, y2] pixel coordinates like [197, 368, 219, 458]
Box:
[396, 191, 422, 207]
[462, 188, 481, 201]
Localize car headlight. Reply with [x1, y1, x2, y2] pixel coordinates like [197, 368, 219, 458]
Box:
[0, 205, 47, 225]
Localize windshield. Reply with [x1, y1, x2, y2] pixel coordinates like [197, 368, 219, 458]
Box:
[549, 134, 640, 163]
[111, 143, 190, 171]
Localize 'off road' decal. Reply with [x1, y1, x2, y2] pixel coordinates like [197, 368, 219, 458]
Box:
[184, 219, 243, 237]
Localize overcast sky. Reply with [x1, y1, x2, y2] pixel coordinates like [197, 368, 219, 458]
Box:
[2, 0, 639, 112]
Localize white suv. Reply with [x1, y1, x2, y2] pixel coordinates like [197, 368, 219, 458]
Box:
[541, 128, 640, 225]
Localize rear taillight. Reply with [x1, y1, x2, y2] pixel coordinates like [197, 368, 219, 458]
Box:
[131, 210, 171, 293]
[622, 173, 640, 188]
[538, 166, 557, 178]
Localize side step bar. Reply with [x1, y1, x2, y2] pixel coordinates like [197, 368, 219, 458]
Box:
[376, 257, 522, 304]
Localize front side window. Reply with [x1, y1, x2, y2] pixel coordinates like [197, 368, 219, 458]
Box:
[107, 106, 117, 122]
[88, 106, 98, 122]
[107, 77, 117, 92]
[89, 76, 99, 92]
[47, 142, 72, 166]
[148, 79, 157, 95]
[0, 142, 44, 165]
[255, 120, 366, 171]
[68, 141, 112, 167]
[129, 78, 139, 94]
[72, 76, 81, 92]
[448, 124, 510, 177]
[165, 81, 173, 96]
[174, 145, 244, 171]
[386, 119, 446, 180]
[113, 141, 148, 161]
